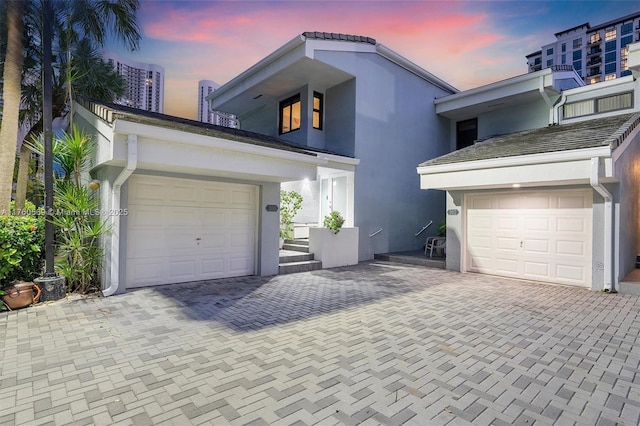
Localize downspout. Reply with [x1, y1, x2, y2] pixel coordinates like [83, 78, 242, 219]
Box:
[552, 92, 567, 125]
[590, 157, 613, 292]
[103, 134, 138, 296]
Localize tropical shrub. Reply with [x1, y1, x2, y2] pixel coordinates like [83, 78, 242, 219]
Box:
[0, 215, 45, 286]
[280, 190, 303, 240]
[28, 126, 110, 293]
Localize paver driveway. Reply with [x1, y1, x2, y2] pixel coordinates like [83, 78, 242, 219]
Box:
[1, 261, 640, 425]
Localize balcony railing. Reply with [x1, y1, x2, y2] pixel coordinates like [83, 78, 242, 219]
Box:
[587, 68, 602, 77]
[587, 48, 602, 57]
[587, 59, 602, 67]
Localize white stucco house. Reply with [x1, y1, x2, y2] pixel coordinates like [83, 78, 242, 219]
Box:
[207, 32, 457, 261]
[74, 31, 460, 294]
[74, 98, 357, 294]
[418, 42, 640, 292]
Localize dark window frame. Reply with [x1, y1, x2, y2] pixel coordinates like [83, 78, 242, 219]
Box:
[279, 94, 301, 135]
[456, 118, 478, 150]
[312, 91, 323, 130]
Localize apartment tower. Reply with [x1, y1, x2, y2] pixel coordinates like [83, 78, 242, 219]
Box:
[526, 11, 640, 84]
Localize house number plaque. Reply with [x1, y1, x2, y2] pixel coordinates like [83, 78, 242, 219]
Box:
[266, 204, 279, 212]
[447, 209, 459, 215]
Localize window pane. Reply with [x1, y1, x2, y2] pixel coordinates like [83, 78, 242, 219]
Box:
[313, 96, 320, 110]
[282, 105, 291, 133]
[291, 101, 301, 130]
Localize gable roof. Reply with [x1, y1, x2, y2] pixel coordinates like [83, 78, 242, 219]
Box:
[77, 97, 351, 158]
[420, 113, 640, 167]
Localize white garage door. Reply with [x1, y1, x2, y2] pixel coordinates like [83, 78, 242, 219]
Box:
[126, 175, 257, 288]
[466, 190, 592, 287]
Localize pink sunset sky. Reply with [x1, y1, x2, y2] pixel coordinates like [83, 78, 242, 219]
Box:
[105, 1, 640, 119]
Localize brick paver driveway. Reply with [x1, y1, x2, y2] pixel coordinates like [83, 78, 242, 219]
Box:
[1, 261, 640, 425]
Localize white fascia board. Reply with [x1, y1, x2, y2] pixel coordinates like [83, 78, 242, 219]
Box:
[207, 35, 306, 107]
[112, 119, 327, 166]
[315, 152, 360, 166]
[434, 70, 551, 111]
[419, 158, 600, 191]
[417, 146, 612, 176]
[562, 75, 635, 98]
[74, 103, 114, 142]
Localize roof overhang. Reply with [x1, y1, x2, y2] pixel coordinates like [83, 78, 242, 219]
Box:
[434, 67, 584, 121]
[208, 33, 457, 117]
[417, 146, 614, 191]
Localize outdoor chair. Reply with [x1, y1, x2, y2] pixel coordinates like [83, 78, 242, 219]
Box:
[425, 236, 446, 258]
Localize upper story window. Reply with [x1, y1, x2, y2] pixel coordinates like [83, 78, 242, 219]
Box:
[456, 118, 477, 150]
[279, 94, 301, 134]
[589, 33, 601, 43]
[546, 48, 554, 56]
[561, 42, 566, 53]
[547, 59, 553, 67]
[621, 22, 632, 35]
[312, 92, 323, 130]
[605, 28, 617, 41]
[573, 38, 582, 49]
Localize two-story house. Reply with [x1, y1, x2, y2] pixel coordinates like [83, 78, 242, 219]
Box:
[207, 32, 457, 261]
[418, 42, 640, 292]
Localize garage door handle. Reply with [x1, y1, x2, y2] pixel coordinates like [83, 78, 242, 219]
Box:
[520, 241, 523, 248]
[196, 238, 202, 241]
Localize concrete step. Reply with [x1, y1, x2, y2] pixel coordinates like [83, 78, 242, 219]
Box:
[279, 252, 315, 263]
[286, 238, 309, 246]
[374, 253, 446, 269]
[620, 269, 640, 295]
[282, 243, 309, 253]
[279, 260, 322, 274]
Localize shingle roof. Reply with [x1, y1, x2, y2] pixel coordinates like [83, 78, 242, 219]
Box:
[420, 113, 640, 167]
[78, 97, 350, 158]
[302, 32, 376, 45]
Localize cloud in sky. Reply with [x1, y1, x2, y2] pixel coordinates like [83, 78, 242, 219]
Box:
[107, 1, 640, 119]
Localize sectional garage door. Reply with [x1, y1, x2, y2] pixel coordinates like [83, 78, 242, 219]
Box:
[466, 190, 592, 287]
[126, 175, 257, 288]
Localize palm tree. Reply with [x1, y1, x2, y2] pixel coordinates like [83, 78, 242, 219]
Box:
[0, 0, 25, 215]
[0, 0, 141, 213]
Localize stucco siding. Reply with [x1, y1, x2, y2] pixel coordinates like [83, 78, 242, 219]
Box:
[613, 130, 640, 285]
[478, 99, 550, 139]
[315, 50, 452, 260]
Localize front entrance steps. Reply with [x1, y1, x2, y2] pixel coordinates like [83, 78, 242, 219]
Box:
[374, 250, 445, 269]
[279, 239, 322, 274]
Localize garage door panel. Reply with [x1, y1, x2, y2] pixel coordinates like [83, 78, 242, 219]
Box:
[496, 258, 519, 274]
[557, 217, 586, 232]
[557, 264, 585, 282]
[497, 237, 519, 251]
[467, 190, 592, 287]
[496, 216, 519, 230]
[524, 217, 550, 231]
[524, 239, 549, 253]
[127, 175, 256, 288]
[557, 240, 586, 256]
[524, 261, 550, 278]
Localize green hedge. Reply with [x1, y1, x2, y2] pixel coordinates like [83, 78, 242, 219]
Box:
[0, 215, 45, 285]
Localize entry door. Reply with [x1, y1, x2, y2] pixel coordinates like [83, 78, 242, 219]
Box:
[126, 175, 257, 288]
[466, 190, 592, 287]
[320, 176, 347, 219]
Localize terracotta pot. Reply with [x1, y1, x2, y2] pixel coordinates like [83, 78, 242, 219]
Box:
[2, 282, 41, 310]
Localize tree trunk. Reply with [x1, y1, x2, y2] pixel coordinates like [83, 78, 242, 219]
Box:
[0, 0, 25, 215]
[14, 143, 31, 214]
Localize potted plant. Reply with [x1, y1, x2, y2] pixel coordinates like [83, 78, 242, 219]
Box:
[309, 210, 359, 268]
[279, 190, 303, 248]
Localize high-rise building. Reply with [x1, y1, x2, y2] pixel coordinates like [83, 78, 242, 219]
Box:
[198, 80, 239, 128]
[526, 11, 640, 84]
[104, 52, 164, 113]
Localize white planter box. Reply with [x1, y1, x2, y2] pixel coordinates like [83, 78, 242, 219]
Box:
[309, 227, 359, 268]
